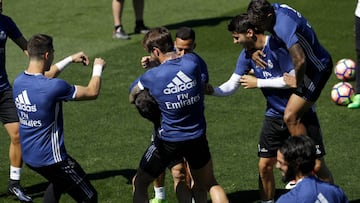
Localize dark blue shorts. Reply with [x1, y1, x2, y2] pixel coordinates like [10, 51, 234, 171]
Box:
[258, 113, 326, 158]
[27, 156, 97, 202]
[139, 134, 211, 178]
[0, 88, 19, 124]
[294, 60, 333, 102]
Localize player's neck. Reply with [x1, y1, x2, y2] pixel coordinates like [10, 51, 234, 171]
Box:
[159, 51, 177, 64]
[26, 60, 46, 74]
[256, 34, 267, 50]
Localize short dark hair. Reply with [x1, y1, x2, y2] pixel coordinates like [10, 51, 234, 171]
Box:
[279, 136, 316, 175]
[134, 89, 161, 127]
[247, 0, 275, 32]
[228, 13, 261, 34]
[27, 34, 53, 59]
[175, 27, 195, 41]
[142, 27, 174, 54]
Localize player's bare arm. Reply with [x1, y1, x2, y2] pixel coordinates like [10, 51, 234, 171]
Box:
[251, 50, 267, 68]
[74, 57, 105, 101]
[288, 43, 306, 86]
[45, 51, 90, 78]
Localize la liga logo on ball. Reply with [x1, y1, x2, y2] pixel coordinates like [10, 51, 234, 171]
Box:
[331, 82, 354, 106]
[334, 58, 356, 81]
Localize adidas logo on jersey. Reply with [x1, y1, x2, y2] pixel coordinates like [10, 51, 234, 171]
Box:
[15, 90, 37, 112]
[163, 71, 197, 94]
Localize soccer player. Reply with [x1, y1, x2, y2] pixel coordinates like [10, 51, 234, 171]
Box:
[0, 1, 32, 201]
[112, 0, 149, 39]
[12, 34, 105, 202]
[348, 0, 360, 108]
[276, 136, 348, 203]
[207, 14, 332, 203]
[247, 0, 333, 138]
[130, 27, 228, 203]
[138, 26, 208, 203]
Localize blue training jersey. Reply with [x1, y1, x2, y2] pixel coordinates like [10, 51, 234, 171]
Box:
[12, 72, 76, 167]
[0, 14, 23, 92]
[129, 52, 209, 93]
[137, 53, 206, 142]
[235, 36, 294, 118]
[276, 176, 349, 203]
[272, 3, 332, 73]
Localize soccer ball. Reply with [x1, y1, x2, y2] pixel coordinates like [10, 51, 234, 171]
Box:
[334, 58, 356, 81]
[331, 82, 355, 106]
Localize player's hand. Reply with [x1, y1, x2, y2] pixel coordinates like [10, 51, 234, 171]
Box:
[204, 83, 214, 95]
[283, 72, 297, 88]
[71, 52, 90, 66]
[240, 75, 258, 89]
[141, 56, 159, 69]
[94, 58, 106, 68]
[251, 50, 267, 69]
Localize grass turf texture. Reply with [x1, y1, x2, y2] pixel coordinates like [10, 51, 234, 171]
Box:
[0, 0, 359, 202]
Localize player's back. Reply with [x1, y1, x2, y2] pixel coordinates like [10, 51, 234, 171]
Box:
[13, 72, 74, 167]
[273, 3, 331, 72]
[139, 53, 206, 142]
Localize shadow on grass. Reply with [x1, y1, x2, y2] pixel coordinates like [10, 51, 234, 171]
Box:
[128, 16, 233, 35]
[218, 189, 288, 203]
[0, 169, 137, 200]
[2, 169, 359, 203]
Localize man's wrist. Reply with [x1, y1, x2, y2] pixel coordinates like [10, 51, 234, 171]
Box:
[92, 64, 103, 77]
[55, 56, 72, 71]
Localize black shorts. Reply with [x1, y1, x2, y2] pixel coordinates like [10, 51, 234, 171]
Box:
[139, 134, 211, 178]
[258, 114, 326, 158]
[151, 130, 184, 169]
[27, 156, 97, 202]
[0, 88, 19, 124]
[258, 116, 290, 158]
[301, 111, 326, 158]
[294, 60, 333, 102]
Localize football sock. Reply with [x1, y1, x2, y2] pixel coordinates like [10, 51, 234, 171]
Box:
[154, 186, 166, 200]
[114, 25, 122, 31]
[136, 20, 145, 27]
[10, 166, 21, 181]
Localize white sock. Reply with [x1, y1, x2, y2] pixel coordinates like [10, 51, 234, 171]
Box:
[10, 166, 21, 181]
[154, 186, 166, 200]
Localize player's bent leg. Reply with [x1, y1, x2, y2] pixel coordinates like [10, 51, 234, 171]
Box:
[151, 171, 167, 203]
[284, 95, 312, 136]
[153, 171, 166, 188]
[133, 168, 156, 202]
[171, 163, 192, 203]
[258, 157, 276, 201]
[191, 160, 228, 203]
[314, 157, 334, 184]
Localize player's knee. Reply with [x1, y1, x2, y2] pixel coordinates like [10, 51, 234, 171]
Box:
[258, 159, 274, 174]
[171, 166, 186, 183]
[10, 133, 21, 144]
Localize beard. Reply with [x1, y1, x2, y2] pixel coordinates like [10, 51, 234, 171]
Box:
[281, 165, 297, 183]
